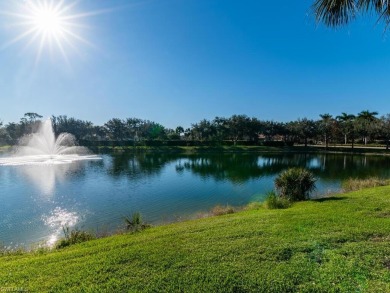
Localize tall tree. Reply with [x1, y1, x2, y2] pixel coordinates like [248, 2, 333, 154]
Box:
[5, 122, 23, 142]
[191, 119, 215, 141]
[380, 114, 390, 150]
[52, 115, 94, 140]
[248, 118, 264, 142]
[146, 122, 166, 140]
[357, 110, 378, 145]
[319, 114, 334, 150]
[175, 126, 184, 136]
[262, 121, 279, 141]
[294, 118, 317, 147]
[0, 120, 10, 145]
[226, 115, 251, 145]
[126, 118, 143, 140]
[24, 112, 43, 122]
[19, 112, 43, 135]
[212, 117, 229, 141]
[336, 112, 356, 145]
[313, 0, 390, 27]
[105, 118, 127, 141]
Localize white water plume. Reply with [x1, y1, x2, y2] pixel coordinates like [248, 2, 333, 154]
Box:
[0, 119, 101, 166]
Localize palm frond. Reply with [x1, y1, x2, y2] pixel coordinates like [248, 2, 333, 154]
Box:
[313, 0, 357, 26]
[313, 0, 390, 26]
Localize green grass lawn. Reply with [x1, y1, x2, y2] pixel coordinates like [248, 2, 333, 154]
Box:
[1, 187, 390, 292]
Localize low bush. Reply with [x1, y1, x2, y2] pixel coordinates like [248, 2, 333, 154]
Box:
[244, 202, 263, 210]
[264, 191, 291, 209]
[342, 177, 389, 192]
[210, 205, 235, 216]
[55, 227, 95, 249]
[124, 212, 151, 233]
[274, 168, 316, 201]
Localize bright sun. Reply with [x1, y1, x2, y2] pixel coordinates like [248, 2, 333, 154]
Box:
[1, 0, 93, 63]
[32, 6, 64, 35]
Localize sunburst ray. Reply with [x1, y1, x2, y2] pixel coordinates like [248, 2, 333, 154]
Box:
[0, 0, 94, 63]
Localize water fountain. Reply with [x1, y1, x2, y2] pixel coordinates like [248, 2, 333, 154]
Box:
[0, 119, 101, 165]
[0, 119, 101, 246]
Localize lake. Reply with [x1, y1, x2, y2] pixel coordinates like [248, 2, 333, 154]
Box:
[1, 152, 390, 248]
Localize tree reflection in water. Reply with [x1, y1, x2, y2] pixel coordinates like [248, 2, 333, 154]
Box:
[105, 152, 390, 184]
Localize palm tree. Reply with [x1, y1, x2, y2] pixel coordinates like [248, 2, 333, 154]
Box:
[336, 112, 355, 145]
[275, 168, 316, 201]
[313, 0, 390, 27]
[357, 110, 378, 145]
[319, 113, 334, 150]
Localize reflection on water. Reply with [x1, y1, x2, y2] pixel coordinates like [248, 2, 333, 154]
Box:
[0, 154, 101, 166]
[42, 207, 79, 246]
[0, 152, 101, 196]
[1, 152, 390, 247]
[18, 163, 82, 196]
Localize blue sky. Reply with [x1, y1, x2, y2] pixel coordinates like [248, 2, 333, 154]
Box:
[1, 0, 390, 128]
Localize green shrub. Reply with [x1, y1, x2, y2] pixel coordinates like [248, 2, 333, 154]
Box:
[210, 205, 235, 216]
[124, 212, 151, 233]
[274, 168, 316, 201]
[55, 227, 95, 249]
[244, 202, 263, 210]
[264, 191, 291, 209]
[342, 177, 389, 192]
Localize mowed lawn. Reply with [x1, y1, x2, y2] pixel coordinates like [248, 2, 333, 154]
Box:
[1, 187, 390, 292]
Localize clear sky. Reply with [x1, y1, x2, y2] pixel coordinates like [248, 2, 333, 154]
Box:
[1, 0, 390, 128]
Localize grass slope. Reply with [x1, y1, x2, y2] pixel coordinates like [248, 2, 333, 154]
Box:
[1, 187, 390, 292]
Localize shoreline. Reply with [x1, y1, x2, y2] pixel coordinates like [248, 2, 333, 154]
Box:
[3, 144, 390, 156]
[89, 144, 390, 156]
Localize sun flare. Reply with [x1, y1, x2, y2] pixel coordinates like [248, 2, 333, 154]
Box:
[32, 5, 64, 35]
[1, 0, 95, 63]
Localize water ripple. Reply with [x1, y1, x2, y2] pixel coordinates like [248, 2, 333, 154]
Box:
[42, 207, 79, 246]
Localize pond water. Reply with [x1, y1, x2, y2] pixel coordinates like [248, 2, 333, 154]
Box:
[1, 152, 390, 247]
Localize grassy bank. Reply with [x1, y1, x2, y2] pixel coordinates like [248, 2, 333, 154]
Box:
[1, 187, 390, 292]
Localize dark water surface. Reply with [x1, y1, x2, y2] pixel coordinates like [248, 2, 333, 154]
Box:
[1, 152, 390, 247]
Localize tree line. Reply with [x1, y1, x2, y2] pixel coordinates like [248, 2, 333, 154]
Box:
[1, 110, 390, 149]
